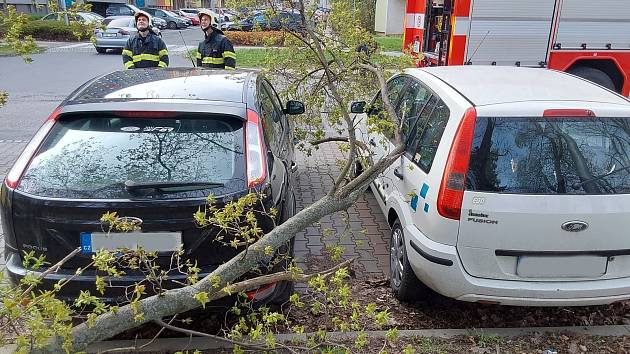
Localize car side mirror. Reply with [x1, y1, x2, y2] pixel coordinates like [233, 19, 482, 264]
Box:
[285, 100, 305, 115]
[350, 101, 366, 114]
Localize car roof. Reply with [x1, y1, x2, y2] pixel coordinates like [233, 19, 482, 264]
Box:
[410, 66, 630, 106]
[66, 68, 257, 105]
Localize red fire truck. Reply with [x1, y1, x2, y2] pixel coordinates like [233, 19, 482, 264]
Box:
[403, 0, 630, 96]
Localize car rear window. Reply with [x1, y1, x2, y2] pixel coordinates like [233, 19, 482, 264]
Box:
[467, 116, 630, 194]
[107, 18, 132, 28]
[18, 114, 245, 199]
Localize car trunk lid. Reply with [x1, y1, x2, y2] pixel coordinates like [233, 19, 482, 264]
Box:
[13, 111, 248, 269]
[458, 115, 630, 281]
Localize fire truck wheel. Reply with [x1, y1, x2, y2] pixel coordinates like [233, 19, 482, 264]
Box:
[568, 67, 616, 92]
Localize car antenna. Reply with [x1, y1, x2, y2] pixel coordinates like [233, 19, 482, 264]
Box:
[465, 30, 490, 65]
[178, 30, 196, 67]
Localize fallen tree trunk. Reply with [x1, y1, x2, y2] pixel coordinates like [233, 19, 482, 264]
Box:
[39, 144, 403, 353]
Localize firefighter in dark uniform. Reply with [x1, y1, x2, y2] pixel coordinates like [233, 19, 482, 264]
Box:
[196, 9, 236, 70]
[122, 11, 169, 69]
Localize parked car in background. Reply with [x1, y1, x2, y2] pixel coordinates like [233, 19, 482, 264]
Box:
[215, 7, 237, 22]
[177, 10, 199, 25]
[141, 7, 190, 29]
[152, 16, 167, 30]
[225, 10, 303, 33]
[179, 8, 200, 16]
[105, 4, 141, 17]
[1, 68, 302, 307]
[40, 11, 102, 24]
[354, 66, 630, 306]
[94, 16, 161, 54]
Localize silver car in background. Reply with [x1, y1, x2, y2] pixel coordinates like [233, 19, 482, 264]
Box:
[152, 16, 167, 29]
[94, 16, 161, 54]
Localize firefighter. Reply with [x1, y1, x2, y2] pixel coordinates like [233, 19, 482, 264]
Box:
[196, 9, 236, 70]
[122, 11, 169, 69]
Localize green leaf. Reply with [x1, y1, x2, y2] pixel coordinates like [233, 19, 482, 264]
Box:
[194, 291, 209, 309]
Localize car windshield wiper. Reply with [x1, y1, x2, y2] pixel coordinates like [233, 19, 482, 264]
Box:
[571, 164, 630, 190]
[125, 180, 224, 193]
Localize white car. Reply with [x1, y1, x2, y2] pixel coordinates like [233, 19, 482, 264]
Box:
[354, 66, 630, 306]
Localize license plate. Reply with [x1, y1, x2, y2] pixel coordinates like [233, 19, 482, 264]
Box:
[516, 255, 607, 278]
[80, 232, 182, 254]
[103, 33, 116, 38]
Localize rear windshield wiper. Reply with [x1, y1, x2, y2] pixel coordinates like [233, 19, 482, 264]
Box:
[571, 164, 630, 190]
[125, 180, 224, 193]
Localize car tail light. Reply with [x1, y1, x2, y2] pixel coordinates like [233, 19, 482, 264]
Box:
[437, 107, 477, 220]
[3, 107, 61, 189]
[245, 109, 267, 188]
[543, 109, 596, 117]
[246, 282, 277, 301]
[118, 29, 130, 35]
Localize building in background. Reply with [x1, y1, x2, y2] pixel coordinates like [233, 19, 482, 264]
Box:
[1, 0, 49, 14]
[374, 0, 404, 35]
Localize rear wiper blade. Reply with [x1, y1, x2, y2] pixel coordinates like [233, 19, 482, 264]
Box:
[125, 180, 224, 193]
[571, 164, 630, 190]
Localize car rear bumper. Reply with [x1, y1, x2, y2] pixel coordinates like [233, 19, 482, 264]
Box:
[94, 38, 127, 48]
[4, 249, 282, 309]
[404, 223, 630, 306]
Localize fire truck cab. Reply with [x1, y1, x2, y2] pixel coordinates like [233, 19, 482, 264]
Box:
[403, 0, 630, 96]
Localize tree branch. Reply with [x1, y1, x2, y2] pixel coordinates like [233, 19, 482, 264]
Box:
[338, 143, 406, 198]
[153, 319, 268, 351]
[21, 247, 81, 298]
[357, 62, 403, 146]
[210, 257, 355, 301]
[310, 137, 369, 152]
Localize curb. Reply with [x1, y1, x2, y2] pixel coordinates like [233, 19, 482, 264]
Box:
[5, 325, 618, 353]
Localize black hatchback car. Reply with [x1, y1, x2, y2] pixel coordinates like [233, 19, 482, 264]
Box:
[1, 68, 303, 306]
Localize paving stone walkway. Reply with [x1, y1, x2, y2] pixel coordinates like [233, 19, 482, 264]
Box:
[292, 143, 391, 279]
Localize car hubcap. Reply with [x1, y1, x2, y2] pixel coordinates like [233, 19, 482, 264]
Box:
[390, 228, 404, 288]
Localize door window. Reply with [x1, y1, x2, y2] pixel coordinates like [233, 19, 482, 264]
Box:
[262, 81, 288, 146]
[368, 75, 409, 140]
[120, 7, 133, 15]
[409, 98, 449, 172]
[258, 85, 285, 155]
[395, 80, 432, 140]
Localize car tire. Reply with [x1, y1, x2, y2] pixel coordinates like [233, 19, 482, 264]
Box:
[168, 21, 177, 29]
[95, 47, 107, 54]
[390, 219, 430, 302]
[568, 66, 617, 92]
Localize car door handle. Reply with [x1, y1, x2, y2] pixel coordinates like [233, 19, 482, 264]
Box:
[290, 162, 298, 173]
[369, 138, 376, 147]
[393, 167, 403, 180]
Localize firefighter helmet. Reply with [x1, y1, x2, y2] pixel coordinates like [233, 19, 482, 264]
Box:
[197, 9, 219, 29]
[134, 10, 151, 24]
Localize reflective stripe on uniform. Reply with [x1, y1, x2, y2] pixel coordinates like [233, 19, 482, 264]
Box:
[158, 61, 168, 68]
[222, 51, 236, 59]
[122, 49, 134, 57]
[202, 57, 224, 64]
[159, 49, 168, 57]
[124, 61, 135, 69]
[132, 53, 160, 62]
[225, 66, 235, 70]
